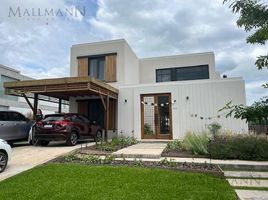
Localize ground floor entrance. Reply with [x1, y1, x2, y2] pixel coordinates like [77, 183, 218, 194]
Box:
[141, 93, 172, 139]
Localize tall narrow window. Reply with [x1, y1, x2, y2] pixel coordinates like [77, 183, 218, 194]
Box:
[89, 57, 105, 80]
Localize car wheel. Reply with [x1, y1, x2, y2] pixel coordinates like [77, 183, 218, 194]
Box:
[95, 130, 102, 141]
[0, 152, 8, 173]
[39, 140, 50, 146]
[67, 132, 78, 146]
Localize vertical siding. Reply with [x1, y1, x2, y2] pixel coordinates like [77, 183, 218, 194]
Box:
[77, 58, 88, 77]
[118, 78, 248, 140]
[105, 55, 117, 82]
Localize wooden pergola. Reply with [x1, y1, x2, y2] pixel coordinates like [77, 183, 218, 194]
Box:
[4, 76, 118, 140]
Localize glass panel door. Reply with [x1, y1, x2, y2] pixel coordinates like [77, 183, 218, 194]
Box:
[158, 95, 171, 135]
[141, 93, 172, 139]
[142, 96, 156, 139]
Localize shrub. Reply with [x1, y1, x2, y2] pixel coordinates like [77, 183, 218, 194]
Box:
[144, 123, 153, 135]
[207, 122, 222, 137]
[166, 140, 182, 151]
[111, 136, 138, 147]
[209, 134, 268, 161]
[183, 131, 209, 155]
[97, 136, 138, 152]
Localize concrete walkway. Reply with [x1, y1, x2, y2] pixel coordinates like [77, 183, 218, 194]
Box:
[235, 190, 268, 200]
[225, 171, 268, 178]
[112, 143, 167, 159]
[224, 170, 268, 200]
[0, 142, 93, 182]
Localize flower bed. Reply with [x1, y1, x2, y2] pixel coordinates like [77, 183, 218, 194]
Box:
[79, 136, 138, 155]
[52, 154, 223, 176]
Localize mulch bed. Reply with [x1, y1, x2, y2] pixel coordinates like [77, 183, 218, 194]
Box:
[72, 143, 134, 155]
[78, 145, 111, 155]
[50, 154, 223, 177]
[162, 149, 208, 158]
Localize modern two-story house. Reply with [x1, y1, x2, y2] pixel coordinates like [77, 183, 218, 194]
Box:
[69, 39, 247, 140]
[4, 39, 247, 140]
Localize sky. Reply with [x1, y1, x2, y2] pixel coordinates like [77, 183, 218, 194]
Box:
[0, 0, 267, 105]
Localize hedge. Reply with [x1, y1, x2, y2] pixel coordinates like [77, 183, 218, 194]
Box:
[209, 134, 268, 161]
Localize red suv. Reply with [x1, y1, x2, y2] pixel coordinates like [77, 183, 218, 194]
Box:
[35, 113, 102, 146]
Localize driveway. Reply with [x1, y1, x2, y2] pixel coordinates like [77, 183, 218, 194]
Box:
[0, 142, 93, 181]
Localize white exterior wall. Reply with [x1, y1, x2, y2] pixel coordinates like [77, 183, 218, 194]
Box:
[118, 78, 247, 139]
[70, 39, 139, 87]
[139, 52, 220, 84]
[70, 39, 139, 113]
[69, 39, 247, 139]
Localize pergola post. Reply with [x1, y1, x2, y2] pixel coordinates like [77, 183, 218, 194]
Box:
[58, 98, 62, 113]
[33, 93, 38, 120]
[104, 95, 110, 142]
[22, 94, 34, 112]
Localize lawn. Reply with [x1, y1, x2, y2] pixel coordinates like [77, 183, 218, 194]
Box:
[0, 164, 236, 200]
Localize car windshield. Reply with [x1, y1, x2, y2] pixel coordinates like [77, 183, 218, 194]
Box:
[43, 115, 65, 122]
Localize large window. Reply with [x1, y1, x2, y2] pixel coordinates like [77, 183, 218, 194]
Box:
[156, 65, 209, 82]
[89, 56, 105, 80]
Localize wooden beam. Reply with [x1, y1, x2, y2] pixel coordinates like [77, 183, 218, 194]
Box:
[22, 94, 34, 112]
[33, 93, 38, 120]
[58, 98, 62, 113]
[104, 95, 110, 141]
[100, 94, 106, 111]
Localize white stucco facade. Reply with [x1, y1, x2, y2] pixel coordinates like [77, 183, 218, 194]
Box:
[70, 39, 247, 139]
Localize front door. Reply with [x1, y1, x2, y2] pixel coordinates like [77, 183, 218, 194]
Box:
[141, 93, 172, 139]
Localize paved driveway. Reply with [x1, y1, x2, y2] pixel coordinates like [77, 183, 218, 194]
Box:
[0, 142, 93, 181]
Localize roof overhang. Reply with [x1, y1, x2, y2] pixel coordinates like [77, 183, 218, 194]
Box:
[4, 76, 118, 101]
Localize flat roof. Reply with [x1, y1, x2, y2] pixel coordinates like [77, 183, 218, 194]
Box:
[4, 76, 118, 100]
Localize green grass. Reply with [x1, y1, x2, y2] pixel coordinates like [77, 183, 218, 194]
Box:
[0, 164, 236, 200]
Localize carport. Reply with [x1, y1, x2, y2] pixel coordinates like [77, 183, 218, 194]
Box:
[3, 76, 118, 140]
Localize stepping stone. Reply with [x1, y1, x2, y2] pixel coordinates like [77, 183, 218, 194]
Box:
[112, 143, 167, 159]
[227, 178, 268, 188]
[225, 171, 268, 178]
[235, 189, 268, 200]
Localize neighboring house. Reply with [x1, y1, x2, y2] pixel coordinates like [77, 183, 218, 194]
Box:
[69, 39, 247, 140]
[0, 64, 68, 116]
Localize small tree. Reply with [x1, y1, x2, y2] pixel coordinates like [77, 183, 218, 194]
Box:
[219, 97, 268, 125]
[223, 0, 268, 87]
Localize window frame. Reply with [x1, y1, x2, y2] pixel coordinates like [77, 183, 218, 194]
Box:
[88, 56, 105, 80]
[156, 65, 209, 82]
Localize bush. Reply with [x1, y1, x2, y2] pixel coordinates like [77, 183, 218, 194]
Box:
[111, 136, 138, 147]
[183, 131, 209, 155]
[96, 136, 138, 152]
[209, 134, 268, 161]
[207, 122, 221, 137]
[166, 140, 182, 151]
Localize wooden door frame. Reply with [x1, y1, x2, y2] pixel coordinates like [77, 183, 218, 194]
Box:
[140, 93, 173, 140]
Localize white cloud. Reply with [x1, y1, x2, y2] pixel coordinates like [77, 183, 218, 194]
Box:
[0, 0, 267, 105]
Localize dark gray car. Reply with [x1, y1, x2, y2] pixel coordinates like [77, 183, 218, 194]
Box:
[0, 111, 33, 142]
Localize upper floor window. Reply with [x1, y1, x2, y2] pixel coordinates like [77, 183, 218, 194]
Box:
[156, 65, 209, 82]
[89, 56, 105, 80]
[77, 54, 116, 82]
